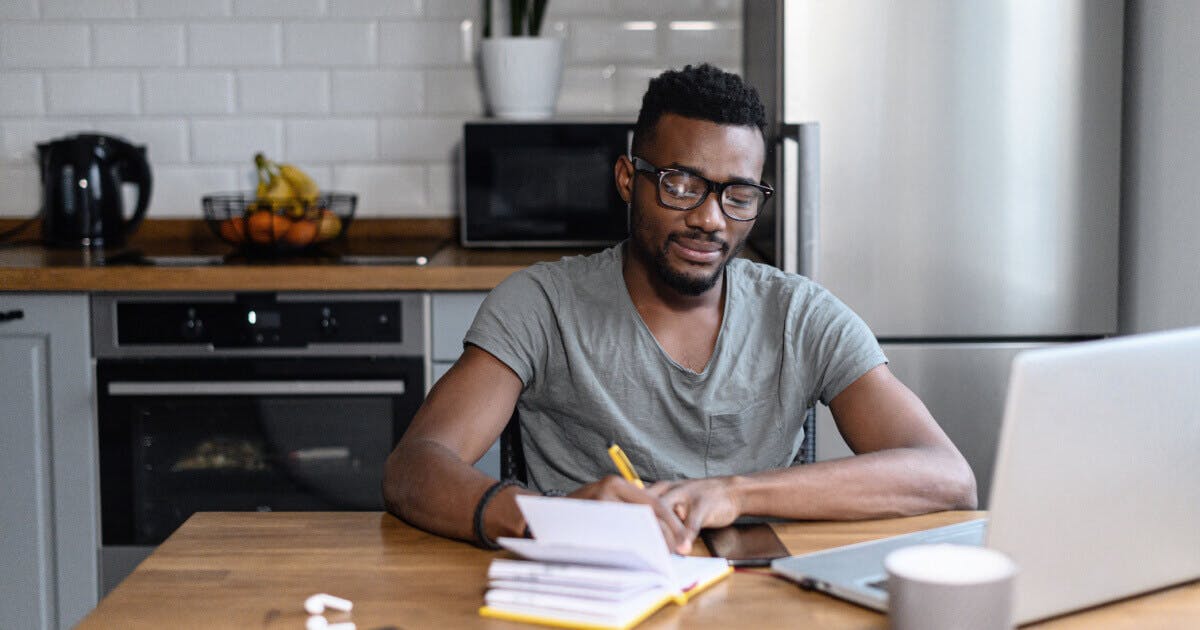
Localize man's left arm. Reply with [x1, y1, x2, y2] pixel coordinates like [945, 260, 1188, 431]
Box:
[653, 364, 978, 536]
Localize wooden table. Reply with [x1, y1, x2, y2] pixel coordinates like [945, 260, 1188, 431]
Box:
[79, 511, 1200, 629]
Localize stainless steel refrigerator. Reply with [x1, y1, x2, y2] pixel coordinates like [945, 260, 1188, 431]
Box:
[743, 0, 1124, 505]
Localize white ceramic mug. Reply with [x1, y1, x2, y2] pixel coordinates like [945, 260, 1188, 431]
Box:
[885, 544, 1018, 630]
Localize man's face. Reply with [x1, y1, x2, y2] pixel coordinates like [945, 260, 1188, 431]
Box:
[622, 113, 766, 297]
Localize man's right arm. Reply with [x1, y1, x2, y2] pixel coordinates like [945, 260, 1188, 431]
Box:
[382, 345, 693, 551]
[383, 345, 533, 543]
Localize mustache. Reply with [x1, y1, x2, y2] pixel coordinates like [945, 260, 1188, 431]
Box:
[668, 230, 728, 251]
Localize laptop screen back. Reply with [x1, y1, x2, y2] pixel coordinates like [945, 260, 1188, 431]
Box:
[986, 328, 1200, 624]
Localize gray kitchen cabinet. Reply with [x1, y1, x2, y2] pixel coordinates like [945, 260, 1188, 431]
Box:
[429, 292, 499, 478]
[430, 291, 488, 363]
[0, 294, 98, 629]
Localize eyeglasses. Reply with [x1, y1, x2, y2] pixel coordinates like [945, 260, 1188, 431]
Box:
[631, 156, 774, 222]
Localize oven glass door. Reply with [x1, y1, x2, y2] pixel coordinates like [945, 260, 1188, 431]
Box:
[99, 358, 422, 546]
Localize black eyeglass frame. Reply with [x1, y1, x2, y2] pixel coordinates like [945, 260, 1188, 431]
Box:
[630, 156, 774, 222]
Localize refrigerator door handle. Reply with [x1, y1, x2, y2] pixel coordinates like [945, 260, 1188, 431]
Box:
[778, 123, 820, 278]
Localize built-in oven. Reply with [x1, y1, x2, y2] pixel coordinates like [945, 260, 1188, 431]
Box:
[92, 292, 426, 594]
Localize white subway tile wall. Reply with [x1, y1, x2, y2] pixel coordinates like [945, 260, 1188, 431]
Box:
[191, 118, 284, 163]
[138, 0, 231, 19]
[189, 23, 283, 66]
[46, 72, 140, 114]
[0, 166, 40, 215]
[0, 0, 741, 218]
[144, 71, 236, 114]
[333, 163, 427, 217]
[284, 118, 377, 162]
[1, 23, 91, 68]
[0, 1, 38, 20]
[93, 23, 187, 67]
[2, 119, 92, 161]
[0, 73, 44, 115]
[379, 117, 461, 162]
[152, 165, 240, 217]
[332, 70, 424, 114]
[90, 119, 189, 163]
[239, 70, 330, 113]
[234, 0, 324, 18]
[284, 22, 377, 66]
[41, 0, 136, 20]
[329, 0, 422, 19]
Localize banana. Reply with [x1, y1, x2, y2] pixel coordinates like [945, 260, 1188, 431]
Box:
[253, 152, 300, 216]
[254, 161, 270, 198]
[263, 173, 296, 205]
[276, 163, 320, 205]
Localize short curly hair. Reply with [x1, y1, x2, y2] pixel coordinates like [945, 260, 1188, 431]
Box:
[632, 63, 767, 155]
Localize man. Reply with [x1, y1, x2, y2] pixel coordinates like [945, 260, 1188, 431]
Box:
[384, 64, 976, 554]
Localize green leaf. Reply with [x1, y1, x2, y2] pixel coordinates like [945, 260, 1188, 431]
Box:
[529, 0, 548, 37]
[510, 0, 526, 36]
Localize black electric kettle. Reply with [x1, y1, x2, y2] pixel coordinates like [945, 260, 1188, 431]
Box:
[37, 133, 152, 248]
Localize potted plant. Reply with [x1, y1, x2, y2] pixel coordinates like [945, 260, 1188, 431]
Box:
[479, 0, 563, 120]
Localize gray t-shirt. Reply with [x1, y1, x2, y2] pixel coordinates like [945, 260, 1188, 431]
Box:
[463, 244, 887, 493]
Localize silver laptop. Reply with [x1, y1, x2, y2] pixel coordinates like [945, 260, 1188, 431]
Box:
[772, 328, 1200, 625]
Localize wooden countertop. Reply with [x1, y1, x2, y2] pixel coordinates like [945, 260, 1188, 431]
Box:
[0, 219, 597, 292]
[78, 511, 1200, 629]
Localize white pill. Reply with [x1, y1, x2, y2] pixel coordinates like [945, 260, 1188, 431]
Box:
[305, 593, 353, 614]
[306, 615, 327, 630]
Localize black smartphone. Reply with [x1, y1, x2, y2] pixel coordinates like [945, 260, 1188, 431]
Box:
[699, 523, 790, 567]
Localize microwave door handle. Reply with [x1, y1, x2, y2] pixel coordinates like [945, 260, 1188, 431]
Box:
[107, 380, 406, 396]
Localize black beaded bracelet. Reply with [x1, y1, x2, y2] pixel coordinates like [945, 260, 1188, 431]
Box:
[473, 479, 522, 550]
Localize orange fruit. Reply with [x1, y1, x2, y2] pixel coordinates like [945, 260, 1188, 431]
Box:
[283, 219, 318, 247]
[247, 211, 291, 245]
[219, 217, 245, 243]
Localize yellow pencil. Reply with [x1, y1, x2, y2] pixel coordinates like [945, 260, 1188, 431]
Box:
[607, 443, 645, 489]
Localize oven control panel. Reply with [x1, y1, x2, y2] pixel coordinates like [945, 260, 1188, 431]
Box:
[92, 293, 425, 356]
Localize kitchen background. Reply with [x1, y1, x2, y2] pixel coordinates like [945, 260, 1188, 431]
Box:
[0, 0, 740, 219]
[1, 1, 1195, 333]
[2, 2, 1199, 629]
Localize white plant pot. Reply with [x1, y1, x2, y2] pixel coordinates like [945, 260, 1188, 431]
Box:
[480, 37, 565, 120]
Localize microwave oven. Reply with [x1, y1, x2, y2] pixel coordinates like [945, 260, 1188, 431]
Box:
[461, 121, 633, 247]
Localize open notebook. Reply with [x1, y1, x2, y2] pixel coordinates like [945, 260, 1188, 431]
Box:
[478, 495, 733, 629]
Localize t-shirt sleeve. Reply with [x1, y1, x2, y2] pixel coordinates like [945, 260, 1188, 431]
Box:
[796, 284, 889, 407]
[462, 267, 557, 387]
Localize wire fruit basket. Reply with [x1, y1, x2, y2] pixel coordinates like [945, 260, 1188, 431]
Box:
[203, 192, 356, 254]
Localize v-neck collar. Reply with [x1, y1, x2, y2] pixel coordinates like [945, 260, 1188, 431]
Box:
[614, 243, 734, 379]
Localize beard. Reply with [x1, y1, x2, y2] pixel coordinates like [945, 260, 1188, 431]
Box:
[628, 203, 748, 297]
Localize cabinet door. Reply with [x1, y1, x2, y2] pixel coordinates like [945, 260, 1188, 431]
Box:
[430, 292, 487, 363]
[430, 293, 499, 478]
[0, 294, 96, 629]
[0, 334, 56, 629]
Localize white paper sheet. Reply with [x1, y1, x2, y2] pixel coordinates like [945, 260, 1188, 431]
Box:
[514, 495, 675, 578]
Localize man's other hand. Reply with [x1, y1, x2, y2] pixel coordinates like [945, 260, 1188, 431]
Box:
[648, 478, 741, 544]
[568, 475, 693, 554]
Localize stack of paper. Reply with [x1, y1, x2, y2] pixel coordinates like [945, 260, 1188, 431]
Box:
[479, 495, 733, 629]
